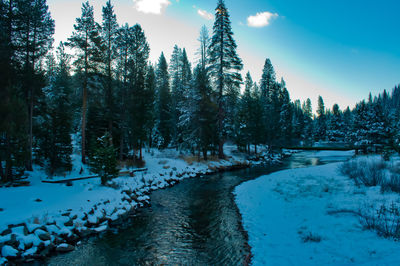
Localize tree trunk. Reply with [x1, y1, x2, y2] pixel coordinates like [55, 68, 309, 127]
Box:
[255, 144, 257, 155]
[139, 140, 142, 161]
[26, 89, 33, 171]
[203, 149, 208, 161]
[81, 83, 87, 164]
[82, 33, 89, 164]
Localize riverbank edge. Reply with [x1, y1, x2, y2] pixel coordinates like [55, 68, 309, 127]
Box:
[1, 150, 292, 264]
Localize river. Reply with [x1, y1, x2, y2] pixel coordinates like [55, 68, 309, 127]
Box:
[46, 151, 353, 265]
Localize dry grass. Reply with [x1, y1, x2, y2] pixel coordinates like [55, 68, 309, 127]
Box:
[119, 159, 146, 169]
[340, 157, 400, 193]
[180, 154, 220, 165]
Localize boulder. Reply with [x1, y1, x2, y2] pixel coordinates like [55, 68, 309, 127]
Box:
[56, 243, 75, 253]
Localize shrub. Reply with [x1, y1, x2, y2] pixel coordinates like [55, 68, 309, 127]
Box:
[359, 202, 400, 239]
[340, 157, 386, 186]
[301, 231, 322, 243]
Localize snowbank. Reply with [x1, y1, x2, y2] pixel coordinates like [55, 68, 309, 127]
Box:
[234, 156, 400, 265]
[0, 145, 279, 263]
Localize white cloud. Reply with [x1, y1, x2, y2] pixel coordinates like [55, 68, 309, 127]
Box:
[247, 11, 278, 28]
[133, 0, 171, 15]
[197, 9, 213, 20]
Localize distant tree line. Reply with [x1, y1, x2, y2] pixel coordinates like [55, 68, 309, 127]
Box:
[1, 0, 398, 182]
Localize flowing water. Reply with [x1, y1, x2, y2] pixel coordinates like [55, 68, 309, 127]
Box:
[47, 151, 353, 265]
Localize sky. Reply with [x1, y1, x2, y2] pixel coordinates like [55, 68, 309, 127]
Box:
[48, 0, 400, 111]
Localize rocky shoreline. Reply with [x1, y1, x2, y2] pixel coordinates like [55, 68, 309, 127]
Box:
[0, 151, 288, 265]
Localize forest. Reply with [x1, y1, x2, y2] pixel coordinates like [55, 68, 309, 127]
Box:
[1, 0, 399, 183]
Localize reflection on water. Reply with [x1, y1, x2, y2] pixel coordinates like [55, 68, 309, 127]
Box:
[47, 151, 353, 266]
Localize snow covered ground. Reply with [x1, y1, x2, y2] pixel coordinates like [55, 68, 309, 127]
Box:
[235, 151, 400, 265]
[0, 145, 280, 263]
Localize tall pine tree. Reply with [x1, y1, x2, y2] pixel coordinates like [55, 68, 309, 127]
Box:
[208, 0, 243, 158]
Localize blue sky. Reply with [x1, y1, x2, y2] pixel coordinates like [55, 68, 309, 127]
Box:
[48, 0, 400, 111]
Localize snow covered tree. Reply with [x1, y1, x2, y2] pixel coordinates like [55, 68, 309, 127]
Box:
[235, 72, 253, 151]
[208, 0, 243, 158]
[37, 42, 73, 174]
[291, 100, 304, 142]
[67, 1, 102, 164]
[170, 46, 192, 147]
[144, 64, 156, 149]
[0, 0, 29, 181]
[250, 82, 265, 153]
[89, 132, 118, 185]
[302, 98, 313, 142]
[197, 25, 210, 69]
[12, 0, 55, 170]
[315, 95, 327, 141]
[278, 79, 292, 145]
[260, 58, 277, 146]
[154, 52, 172, 148]
[327, 103, 344, 142]
[189, 64, 217, 159]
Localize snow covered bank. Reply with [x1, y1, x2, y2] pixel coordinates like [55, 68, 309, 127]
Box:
[234, 153, 400, 265]
[0, 145, 283, 263]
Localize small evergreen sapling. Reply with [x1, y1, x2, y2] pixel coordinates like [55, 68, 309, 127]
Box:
[90, 133, 119, 185]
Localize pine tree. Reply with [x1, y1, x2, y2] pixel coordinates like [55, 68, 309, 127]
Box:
[89, 132, 118, 185]
[67, 1, 102, 164]
[327, 103, 344, 142]
[0, 0, 29, 181]
[291, 100, 304, 142]
[115, 23, 131, 159]
[197, 25, 210, 69]
[315, 95, 327, 141]
[208, 0, 243, 158]
[235, 72, 253, 152]
[302, 98, 313, 142]
[154, 52, 171, 148]
[250, 82, 264, 153]
[170, 45, 192, 146]
[278, 79, 292, 146]
[37, 42, 73, 174]
[190, 64, 217, 159]
[260, 58, 277, 146]
[144, 64, 156, 149]
[128, 24, 150, 159]
[12, 0, 55, 170]
[101, 0, 118, 136]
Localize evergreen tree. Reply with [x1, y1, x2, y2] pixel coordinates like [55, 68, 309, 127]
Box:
[235, 72, 253, 151]
[327, 103, 344, 142]
[302, 98, 313, 142]
[197, 25, 210, 69]
[190, 64, 217, 159]
[13, 0, 55, 170]
[144, 64, 156, 149]
[115, 23, 132, 159]
[101, 0, 118, 135]
[154, 52, 171, 148]
[315, 95, 326, 141]
[0, 0, 29, 181]
[291, 100, 305, 142]
[37, 42, 73, 174]
[170, 46, 192, 146]
[278, 79, 292, 145]
[260, 58, 277, 146]
[89, 132, 118, 185]
[208, 0, 243, 158]
[67, 1, 102, 164]
[128, 24, 150, 159]
[250, 82, 264, 153]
